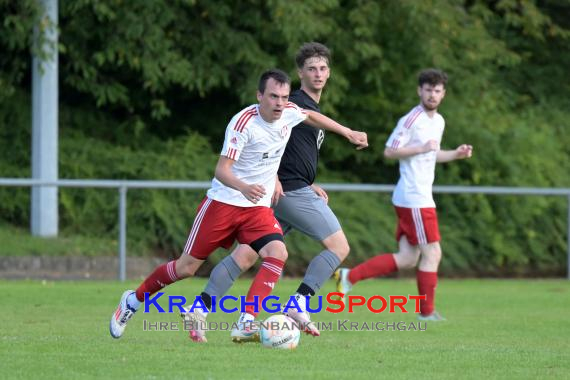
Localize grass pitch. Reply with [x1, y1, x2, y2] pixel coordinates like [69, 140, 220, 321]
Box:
[1, 278, 568, 379]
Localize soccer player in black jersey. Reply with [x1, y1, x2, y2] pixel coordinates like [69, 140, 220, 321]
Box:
[183, 43, 362, 342]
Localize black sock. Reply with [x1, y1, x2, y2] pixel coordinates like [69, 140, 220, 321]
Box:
[296, 282, 315, 297]
[200, 292, 212, 311]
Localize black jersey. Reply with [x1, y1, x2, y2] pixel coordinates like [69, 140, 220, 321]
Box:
[278, 89, 325, 192]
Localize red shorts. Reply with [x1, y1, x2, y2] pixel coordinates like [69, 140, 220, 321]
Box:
[394, 206, 440, 245]
[182, 197, 283, 259]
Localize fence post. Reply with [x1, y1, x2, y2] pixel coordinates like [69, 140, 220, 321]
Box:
[31, 0, 59, 237]
[118, 186, 127, 281]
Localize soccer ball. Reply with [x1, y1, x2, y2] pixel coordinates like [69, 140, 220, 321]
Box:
[260, 314, 300, 350]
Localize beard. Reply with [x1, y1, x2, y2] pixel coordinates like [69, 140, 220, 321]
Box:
[421, 100, 439, 111]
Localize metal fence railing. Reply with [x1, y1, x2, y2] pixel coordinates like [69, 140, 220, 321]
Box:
[1, 178, 569, 280]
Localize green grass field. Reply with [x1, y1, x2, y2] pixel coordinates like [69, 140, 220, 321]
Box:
[0, 223, 118, 257]
[1, 278, 569, 379]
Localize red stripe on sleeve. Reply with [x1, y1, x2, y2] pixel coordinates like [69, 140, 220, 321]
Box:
[237, 112, 256, 133]
[234, 108, 257, 132]
[404, 107, 422, 129]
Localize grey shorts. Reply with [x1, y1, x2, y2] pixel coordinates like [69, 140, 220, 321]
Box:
[273, 186, 342, 241]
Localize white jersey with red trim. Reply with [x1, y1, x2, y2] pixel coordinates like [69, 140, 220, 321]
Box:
[386, 105, 445, 208]
[207, 103, 307, 207]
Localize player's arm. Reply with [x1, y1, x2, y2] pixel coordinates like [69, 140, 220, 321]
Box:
[384, 140, 439, 160]
[303, 110, 368, 150]
[272, 176, 285, 206]
[214, 156, 266, 204]
[436, 144, 473, 163]
[311, 183, 329, 203]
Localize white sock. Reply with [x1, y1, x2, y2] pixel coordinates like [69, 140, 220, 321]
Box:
[127, 292, 141, 310]
[239, 312, 255, 323]
[294, 293, 307, 312]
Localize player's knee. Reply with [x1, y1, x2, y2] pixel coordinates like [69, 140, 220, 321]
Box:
[175, 255, 201, 278]
[419, 244, 442, 269]
[394, 251, 420, 269]
[265, 247, 288, 261]
[433, 248, 442, 263]
[325, 241, 350, 261]
[334, 242, 350, 261]
[425, 253, 442, 267]
[394, 256, 415, 269]
[240, 253, 258, 270]
[177, 267, 194, 278]
[231, 247, 258, 271]
[258, 241, 288, 261]
[419, 255, 440, 271]
[323, 231, 350, 261]
[425, 244, 442, 263]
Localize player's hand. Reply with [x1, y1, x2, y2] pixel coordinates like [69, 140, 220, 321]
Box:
[311, 184, 329, 204]
[456, 144, 473, 159]
[241, 184, 266, 204]
[423, 140, 440, 153]
[347, 130, 368, 150]
[272, 179, 285, 206]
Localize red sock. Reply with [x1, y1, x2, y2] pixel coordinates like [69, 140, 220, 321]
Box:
[348, 254, 397, 285]
[417, 270, 438, 316]
[135, 260, 180, 301]
[244, 257, 284, 317]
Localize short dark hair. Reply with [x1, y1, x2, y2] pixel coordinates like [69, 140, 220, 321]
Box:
[258, 69, 290, 94]
[295, 42, 331, 69]
[418, 69, 448, 88]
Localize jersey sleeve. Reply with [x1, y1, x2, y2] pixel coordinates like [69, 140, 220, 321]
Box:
[285, 102, 308, 127]
[439, 117, 445, 141]
[386, 116, 413, 149]
[220, 111, 252, 161]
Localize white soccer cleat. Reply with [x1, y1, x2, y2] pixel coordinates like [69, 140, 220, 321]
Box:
[109, 290, 138, 339]
[334, 268, 352, 298]
[180, 306, 208, 343]
[283, 293, 320, 337]
[231, 313, 260, 343]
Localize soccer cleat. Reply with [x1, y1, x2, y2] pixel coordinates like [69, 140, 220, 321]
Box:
[334, 268, 352, 298]
[180, 307, 208, 343]
[283, 293, 320, 337]
[109, 290, 138, 339]
[231, 313, 260, 343]
[283, 308, 320, 337]
[417, 311, 446, 321]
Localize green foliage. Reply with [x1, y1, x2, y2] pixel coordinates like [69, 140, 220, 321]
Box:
[0, 0, 40, 101]
[58, 129, 218, 256]
[0, 89, 218, 256]
[0, 0, 568, 274]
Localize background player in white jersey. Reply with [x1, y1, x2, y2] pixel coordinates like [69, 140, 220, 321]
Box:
[109, 69, 368, 340]
[335, 69, 473, 321]
[183, 42, 356, 342]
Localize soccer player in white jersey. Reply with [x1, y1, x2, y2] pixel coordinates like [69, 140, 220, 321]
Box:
[182, 42, 357, 343]
[109, 69, 368, 339]
[335, 69, 473, 321]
